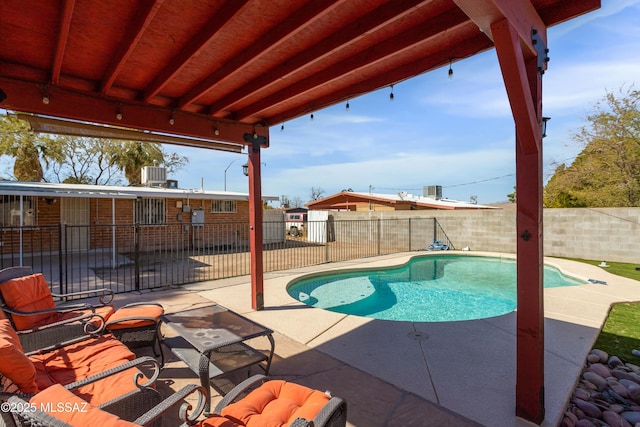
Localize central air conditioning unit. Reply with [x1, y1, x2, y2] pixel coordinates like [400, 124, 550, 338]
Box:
[424, 185, 442, 200]
[164, 179, 178, 189]
[141, 166, 167, 186]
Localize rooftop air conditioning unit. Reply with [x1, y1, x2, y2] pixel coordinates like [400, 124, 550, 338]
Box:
[165, 179, 178, 189]
[424, 185, 442, 200]
[141, 166, 167, 185]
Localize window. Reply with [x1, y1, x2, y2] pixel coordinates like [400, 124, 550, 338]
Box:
[211, 200, 237, 213]
[0, 195, 36, 227]
[136, 198, 165, 224]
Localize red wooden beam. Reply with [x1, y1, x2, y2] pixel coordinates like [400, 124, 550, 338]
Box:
[0, 76, 264, 147]
[247, 142, 264, 310]
[102, 0, 165, 94]
[268, 32, 490, 126]
[176, 0, 341, 109]
[453, 0, 546, 57]
[235, 7, 471, 121]
[143, 0, 251, 102]
[206, 0, 429, 117]
[492, 20, 541, 154]
[51, 0, 75, 84]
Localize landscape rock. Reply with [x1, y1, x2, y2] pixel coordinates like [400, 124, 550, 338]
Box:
[563, 349, 640, 427]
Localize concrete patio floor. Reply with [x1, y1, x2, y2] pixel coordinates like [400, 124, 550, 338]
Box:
[114, 252, 640, 426]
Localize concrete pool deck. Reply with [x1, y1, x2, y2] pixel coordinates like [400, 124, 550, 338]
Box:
[116, 251, 640, 426]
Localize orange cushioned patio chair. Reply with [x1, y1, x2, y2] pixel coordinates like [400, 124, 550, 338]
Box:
[0, 267, 164, 364]
[7, 374, 348, 427]
[0, 314, 162, 427]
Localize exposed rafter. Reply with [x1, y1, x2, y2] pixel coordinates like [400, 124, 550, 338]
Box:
[101, 0, 165, 94]
[268, 32, 490, 125]
[176, 0, 342, 110]
[206, 0, 428, 117]
[236, 7, 472, 121]
[143, 0, 251, 102]
[51, 0, 75, 84]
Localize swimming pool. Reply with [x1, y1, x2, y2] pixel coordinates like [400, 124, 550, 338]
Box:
[286, 255, 586, 322]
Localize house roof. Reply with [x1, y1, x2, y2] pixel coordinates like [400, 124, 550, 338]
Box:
[0, 181, 279, 201]
[0, 1, 599, 147]
[306, 191, 497, 210]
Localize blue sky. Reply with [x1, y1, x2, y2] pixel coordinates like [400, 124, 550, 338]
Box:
[165, 0, 639, 206]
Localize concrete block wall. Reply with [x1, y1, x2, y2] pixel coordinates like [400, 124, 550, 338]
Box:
[326, 207, 640, 263]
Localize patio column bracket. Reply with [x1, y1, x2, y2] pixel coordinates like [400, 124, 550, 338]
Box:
[531, 29, 549, 75]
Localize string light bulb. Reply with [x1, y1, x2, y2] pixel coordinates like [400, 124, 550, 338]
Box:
[214, 122, 220, 135]
[116, 107, 123, 120]
[389, 85, 394, 102]
[169, 111, 175, 125]
[345, 100, 350, 111]
[42, 93, 50, 105]
[280, 123, 285, 131]
[310, 113, 314, 121]
[253, 126, 258, 139]
[448, 60, 453, 80]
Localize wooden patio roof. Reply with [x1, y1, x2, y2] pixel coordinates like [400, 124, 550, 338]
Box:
[0, 1, 601, 423]
[0, 0, 597, 148]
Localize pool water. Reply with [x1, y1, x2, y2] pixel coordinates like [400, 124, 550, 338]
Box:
[287, 255, 585, 322]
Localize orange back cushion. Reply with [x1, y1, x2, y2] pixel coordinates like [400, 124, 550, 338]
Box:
[0, 318, 38, 393]
[29, 384, 139, 426]
[221, 380, 330, 426]
[0, 273, 56, 330]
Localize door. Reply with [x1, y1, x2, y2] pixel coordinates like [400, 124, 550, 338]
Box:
[61, 198, 90, 251]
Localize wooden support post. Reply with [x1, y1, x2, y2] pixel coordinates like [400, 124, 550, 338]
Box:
[492, 18, 545, 423]
[248, 140, 264, 310]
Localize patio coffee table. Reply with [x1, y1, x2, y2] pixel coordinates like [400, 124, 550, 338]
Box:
[160, 304, 275, 413]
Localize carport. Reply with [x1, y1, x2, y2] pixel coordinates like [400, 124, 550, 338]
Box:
[0, 0, 600, 422]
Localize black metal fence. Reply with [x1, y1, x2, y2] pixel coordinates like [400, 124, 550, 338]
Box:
[0, 218, 452, 295]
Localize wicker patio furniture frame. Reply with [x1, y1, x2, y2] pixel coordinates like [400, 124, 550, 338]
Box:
[0, 267, 164, 363]
[1, 355, 162, 427]
[7, 374, 347, 427]
[0, 266, 111, 352]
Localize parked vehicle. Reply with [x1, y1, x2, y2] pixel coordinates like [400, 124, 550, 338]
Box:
[285, 212, 307, 237]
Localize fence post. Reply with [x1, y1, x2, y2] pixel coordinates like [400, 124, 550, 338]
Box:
[134, 223, 140, 291]
[58, 223, 63, 294]
[377, 218, 381, 255]
[63, 224, 69, 294]
[408, 218, 412, 251]
[433, 218, 437, 243]
[325, 219, 329, 262]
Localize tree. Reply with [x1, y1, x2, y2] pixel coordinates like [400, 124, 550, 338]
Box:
[544, 86, 640, 207]
[280, 195, 291, 208]
[0, 115, 55, 181]
[309, 186, 325, 201]
[290, 196, 304, 208]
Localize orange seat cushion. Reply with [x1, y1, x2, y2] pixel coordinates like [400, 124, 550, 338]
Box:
[0, 273, 56, 330]
[220, 380, 330, 427]
[106, 304, 164, 330]
[197, 415, 243, 427]
[30, 384, 139, 426]
[0, 319, 38, 393]
[29, 334, 143, 405]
